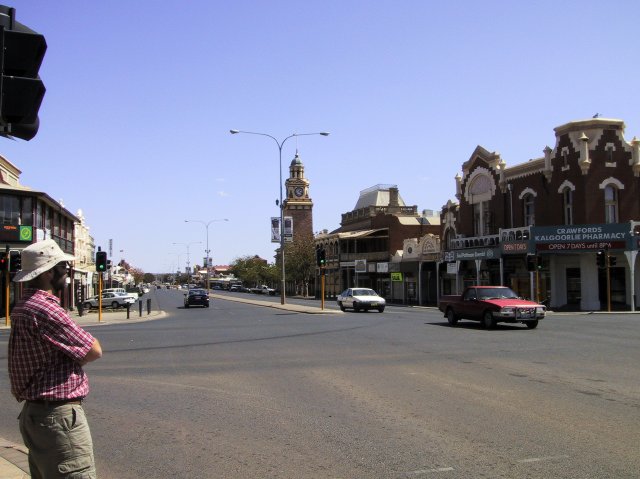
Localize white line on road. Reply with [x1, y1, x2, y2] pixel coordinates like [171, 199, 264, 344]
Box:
[517, 455, 570, 463]
[406, 467, 455, 475]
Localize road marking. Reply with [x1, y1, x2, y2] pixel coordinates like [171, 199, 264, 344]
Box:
[517, 455, 569, 463]
[406, 467, 454, 474]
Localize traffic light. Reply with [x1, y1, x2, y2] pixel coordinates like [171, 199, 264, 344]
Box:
[596, 250, 606, 269]
[319, 248, 326, 266]
[609, 255, 617, 267]
[0, 6, 47, 141]
[316, 246, 322, 267]
[526, 254, 537, 272]
[9, 250, 21, 272]
[0, 251, 6, 271]
[96, 251, 107, 272]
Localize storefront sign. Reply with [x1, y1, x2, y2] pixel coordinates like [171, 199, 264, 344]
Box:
[532, 224, 629, 251]
[452, 248, 499, 261]
[0, 225, 33, 242]
[537, 241, 626, 252]
[354, 259, 367, 273]
[391, 272, 403, 282]
[376, 262, 389, 273]
[501, 242, 529, 254]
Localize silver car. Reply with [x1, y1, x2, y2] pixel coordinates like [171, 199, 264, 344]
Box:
[337, 288, 386, 313]
[83, 292, 136, 310]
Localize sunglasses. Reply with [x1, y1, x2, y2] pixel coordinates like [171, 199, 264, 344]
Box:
[55, 262, 71, 272]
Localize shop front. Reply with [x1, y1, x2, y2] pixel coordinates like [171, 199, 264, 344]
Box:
[531, 223, 634, 311]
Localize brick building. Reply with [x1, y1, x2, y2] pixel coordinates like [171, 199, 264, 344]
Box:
[440, 117, 640, 311]
[316, 185, 439, 304]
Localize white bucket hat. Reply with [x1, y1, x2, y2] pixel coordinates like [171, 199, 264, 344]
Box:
[13, 239, 76, 283]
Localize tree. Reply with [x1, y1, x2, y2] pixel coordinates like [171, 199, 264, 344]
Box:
[129, 267, 144, 285]
[283, 233, 316, 297]
[143, 273, 156, 283]
[229, 255, 276, 287]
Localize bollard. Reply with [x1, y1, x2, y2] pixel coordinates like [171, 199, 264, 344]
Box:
[147, 298, 151, 315]
[126, 303, 131, 319]
[77, 302, 84, 317]
[138, 300, 143, 317]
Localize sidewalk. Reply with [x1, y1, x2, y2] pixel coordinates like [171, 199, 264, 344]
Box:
[0, 438, 29, 479]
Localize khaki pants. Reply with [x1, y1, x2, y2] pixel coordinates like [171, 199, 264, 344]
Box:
[19, 401, 96, 479]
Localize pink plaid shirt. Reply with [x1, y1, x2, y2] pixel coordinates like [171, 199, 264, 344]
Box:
[8, 289, 95, 401]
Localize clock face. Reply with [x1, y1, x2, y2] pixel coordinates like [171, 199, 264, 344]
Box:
[294, 187, 304, 197]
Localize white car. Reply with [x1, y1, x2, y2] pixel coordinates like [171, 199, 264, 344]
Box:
[103, 287, 138, 301]
[83, 292, 136, 310]
[337, 288, 386, 313]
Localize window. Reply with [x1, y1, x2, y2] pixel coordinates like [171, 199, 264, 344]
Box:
[523, 194, 535, 226]
[563, 187, 573, 225]
[606, 145, 614, 163]
[21, 197, 32, 225]
[473, 200, 492, 236]
[604, 185, 618, 223]
[0, 194, 20, 225]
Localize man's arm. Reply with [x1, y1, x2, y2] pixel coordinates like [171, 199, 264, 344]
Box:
[79, 338, 102, 366]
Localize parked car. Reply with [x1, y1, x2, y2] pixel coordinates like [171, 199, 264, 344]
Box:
[249, 285, 276, 295]
[103, 288, 139, 301]
[83, 292, 136, 310]
[337, 288, 386, 312]
[438, 286, 545, 329]
[184, 288, 210, 308]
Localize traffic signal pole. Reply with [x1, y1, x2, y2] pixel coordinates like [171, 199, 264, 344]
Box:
[4, 245, 9, 326]
[98, 273, 103, 323]
[606, 252, 612, 313]
[321, 267, 325, 310]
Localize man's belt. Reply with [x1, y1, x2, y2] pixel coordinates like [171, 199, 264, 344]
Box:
[25, 398, 84, 406]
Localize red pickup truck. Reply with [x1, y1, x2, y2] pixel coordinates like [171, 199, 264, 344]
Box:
[438, 286, 545, 329]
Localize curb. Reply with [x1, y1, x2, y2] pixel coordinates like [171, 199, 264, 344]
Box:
[0, 438, 29, 478]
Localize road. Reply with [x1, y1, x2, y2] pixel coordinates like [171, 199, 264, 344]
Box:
[0, 288, 638, 478]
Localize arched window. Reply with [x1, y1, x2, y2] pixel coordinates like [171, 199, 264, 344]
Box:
[563, 187, 573, 225]
[523, 194, 535, 226]
[467, 173, 493, 236]
[604, 185, 618, 223]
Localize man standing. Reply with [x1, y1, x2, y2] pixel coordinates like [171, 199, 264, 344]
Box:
[8, 239, 102, 478]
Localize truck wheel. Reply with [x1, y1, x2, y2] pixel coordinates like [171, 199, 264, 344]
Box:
[354, 303, 360, 312]
[447, 309, 458, 326]
[524, 320, 538, 329]
[378, 307, 385, 313]
[111, 301, 119, 309]
[83, 302, 92, 309]
[338, 301, 346, 312]
[483, 311, 495, 329]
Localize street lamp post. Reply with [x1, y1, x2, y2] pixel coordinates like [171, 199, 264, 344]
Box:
[185, 219, 229, 293]
[172, 241, 202, 285]
[230, 129, 329, 305]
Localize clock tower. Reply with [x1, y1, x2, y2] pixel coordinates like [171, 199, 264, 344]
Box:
[283, 151, 313, 241]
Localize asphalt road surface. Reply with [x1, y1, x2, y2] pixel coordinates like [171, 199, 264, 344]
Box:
[0, 288, 638, 478]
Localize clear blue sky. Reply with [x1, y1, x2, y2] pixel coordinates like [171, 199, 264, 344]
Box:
[2, 0, 638, 273]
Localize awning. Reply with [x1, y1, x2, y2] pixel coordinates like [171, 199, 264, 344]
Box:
[336, 228, 388, 240]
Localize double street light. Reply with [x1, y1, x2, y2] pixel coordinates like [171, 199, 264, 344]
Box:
[230, 129, 329, 304]
[184, 218, 229, 292]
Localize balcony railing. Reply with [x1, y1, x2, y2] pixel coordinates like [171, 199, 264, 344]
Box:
[449, 227, 531, 250]
[340, 251, 389, 262]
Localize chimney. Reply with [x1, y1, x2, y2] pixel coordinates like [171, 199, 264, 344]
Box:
[389, 187, 399, 207]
